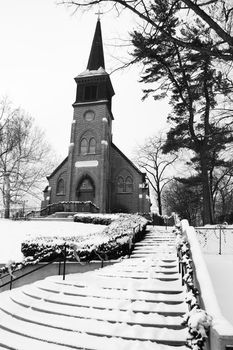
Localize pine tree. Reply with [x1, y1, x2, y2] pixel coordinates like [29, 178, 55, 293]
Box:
[130, 2, 233, 224]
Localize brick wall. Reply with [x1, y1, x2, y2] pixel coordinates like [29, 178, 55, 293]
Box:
[110, 144, 148, 213]
[67, 101, 112, 212]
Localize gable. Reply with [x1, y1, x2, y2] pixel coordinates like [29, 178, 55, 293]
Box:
[47, 157, 68, 180]
[110, 142, 145, 179]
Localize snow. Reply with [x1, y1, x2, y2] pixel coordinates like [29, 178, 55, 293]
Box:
[204, 255, 233, 326]
[0, 226, 189, 349]
[194, 224, 233, 327]
[77, 67, 108, 77]
[196, 225, 233, 254]
[0, 219, 106, 263]
[181, 220, 233, 336]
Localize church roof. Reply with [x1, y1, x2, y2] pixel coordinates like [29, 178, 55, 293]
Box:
[87, 19, 105, 71]
[47, 156, 68, 180]
[111, 142, 147, 179]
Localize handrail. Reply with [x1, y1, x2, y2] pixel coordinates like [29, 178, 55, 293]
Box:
[0, 222, 145, 292]
[0, 245, 67, 291]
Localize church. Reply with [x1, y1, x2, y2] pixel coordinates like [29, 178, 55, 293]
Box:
[42, 19, 150, 214]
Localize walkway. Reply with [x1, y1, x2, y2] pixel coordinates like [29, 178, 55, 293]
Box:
[0, 226, 189, 349]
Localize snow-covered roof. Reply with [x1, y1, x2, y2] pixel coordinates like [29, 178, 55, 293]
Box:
[77, 67, 108, 78]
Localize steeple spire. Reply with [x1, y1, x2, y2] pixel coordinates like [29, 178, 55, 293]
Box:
[87, 19, 105, 70]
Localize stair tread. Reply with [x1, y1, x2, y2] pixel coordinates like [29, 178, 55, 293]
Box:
[20, 286, 187, 313]
[0, 327, 188, 350]
[0, 327, 72, 350]
[25, 282, 185, 303]
[45, 276, 184, 293]
[2, 294, 185, 327]
[0, 307, 188, 344]
[97, 271, 180, 280]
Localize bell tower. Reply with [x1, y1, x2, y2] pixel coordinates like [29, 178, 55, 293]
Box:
[66, 19, 115, 213]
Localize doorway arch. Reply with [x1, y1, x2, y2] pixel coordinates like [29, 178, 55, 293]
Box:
[76, 175, 95, 202]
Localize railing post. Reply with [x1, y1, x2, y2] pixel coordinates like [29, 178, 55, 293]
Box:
[63, 244, 67, 280]
[58, 261, 61, 275]
[9, 276, 13, 290]
[219, 225, 222, 255]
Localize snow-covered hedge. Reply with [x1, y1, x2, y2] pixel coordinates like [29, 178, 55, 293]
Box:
[21, 214, 148, 262]
[73, 213, 117, 225]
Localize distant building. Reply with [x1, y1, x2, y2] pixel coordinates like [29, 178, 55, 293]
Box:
[42, 19, 150, 214]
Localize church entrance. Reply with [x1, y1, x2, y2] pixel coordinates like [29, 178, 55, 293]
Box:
[76, 176, 95, 202]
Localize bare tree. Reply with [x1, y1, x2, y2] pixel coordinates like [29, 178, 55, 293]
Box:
[0, 98, 55, 218]
[134, 133, 178, 215]
[163, 179, 202, 226]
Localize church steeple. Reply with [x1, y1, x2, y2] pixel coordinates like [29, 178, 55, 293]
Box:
[87, 19, 105, 70]
[74, 18, 114, 106]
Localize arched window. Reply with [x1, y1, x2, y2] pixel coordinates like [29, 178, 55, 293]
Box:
[80, 138, 88, 155]
[89, 138, 96, 154]
[117, 176, 124, 193]
[125, 176, 133, 193]
[76, 176, 95, 202]
[56, 178, 65, 195]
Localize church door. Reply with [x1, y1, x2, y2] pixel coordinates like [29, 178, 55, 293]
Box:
[76, 177, 95, 202]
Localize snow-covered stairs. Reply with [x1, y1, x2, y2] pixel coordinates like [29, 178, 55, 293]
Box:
[131, 226, 176, 259]
[0, 226, 189, 349]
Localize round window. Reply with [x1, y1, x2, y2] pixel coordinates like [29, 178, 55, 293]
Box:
[84, 110, 95, 121]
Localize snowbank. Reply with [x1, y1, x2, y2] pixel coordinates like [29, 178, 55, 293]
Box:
[181, 220, 233, 349]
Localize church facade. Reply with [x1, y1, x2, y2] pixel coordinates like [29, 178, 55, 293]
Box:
[42, 20, 150, 214]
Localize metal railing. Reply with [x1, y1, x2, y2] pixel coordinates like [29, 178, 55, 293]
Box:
[0, 244, 67, 291]
[0, 223, 145, 292]
[195, 225, 233, 255]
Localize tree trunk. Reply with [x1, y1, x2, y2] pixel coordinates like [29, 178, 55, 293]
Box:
[4, 173, 10, 219]
[200, 151, 214, 225]
[157, 184, 163, 216]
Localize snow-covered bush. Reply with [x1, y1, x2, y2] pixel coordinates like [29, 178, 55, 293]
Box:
[184, 307, 212, 350]
[73, 213, 114, 225]
[21, 214, 148, 262]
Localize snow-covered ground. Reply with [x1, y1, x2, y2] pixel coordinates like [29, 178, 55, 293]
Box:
[197, 226, 233, 254]
[196, 226, 233, 326]
[0, 219, 106, 263]
[204, 254, 233, 326]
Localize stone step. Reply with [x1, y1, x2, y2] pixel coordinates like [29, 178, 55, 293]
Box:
[24, 283, 185, 304]
[135, 242, 175, 246]
[47, 275, 184, 294]
[0, 325, 188, 350]
[131, 254, 176, 259]
[134, 245, 176, 249]
[106, 265, 179, 273]
[107, 269, 179, 275]
[0, 327, 73, 350]
[0, 305, 188, 346]
[97, 271, 180, 281]
[22, 285, 187, 314]
[118, 260, 178, 269]
[2, 293, 185, 329]
[132, 250, 176, 255]
[136, 237, 175, 240]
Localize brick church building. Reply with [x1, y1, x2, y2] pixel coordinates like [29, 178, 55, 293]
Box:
[42, 19, 150, 214]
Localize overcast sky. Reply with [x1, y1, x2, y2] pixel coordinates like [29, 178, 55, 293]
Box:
[0, 0, 170, 161]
